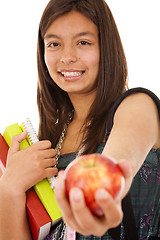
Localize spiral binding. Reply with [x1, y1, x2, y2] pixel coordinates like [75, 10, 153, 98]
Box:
[21, 118, 39, 145]
[21, 118, 55, 187]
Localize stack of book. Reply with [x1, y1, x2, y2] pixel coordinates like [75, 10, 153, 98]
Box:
[0, 122, 62, 240]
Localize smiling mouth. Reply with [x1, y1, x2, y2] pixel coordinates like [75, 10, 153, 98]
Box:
[58, 71, 85, 77]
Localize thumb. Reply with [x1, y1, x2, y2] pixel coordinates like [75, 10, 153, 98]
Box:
[8, 131, 28, 154]
[118, 159, 133, 179]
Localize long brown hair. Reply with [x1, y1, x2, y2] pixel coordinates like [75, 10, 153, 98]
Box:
[37, 0, 128, 154]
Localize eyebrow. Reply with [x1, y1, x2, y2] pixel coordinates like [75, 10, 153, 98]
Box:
[44, 31, 95, 40]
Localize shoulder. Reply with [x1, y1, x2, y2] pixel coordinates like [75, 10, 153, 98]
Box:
[109, 87, 160, 122]
[107, 88, 160, 130]
[112, 87, 160, 116]
[112, 88, 160, 149]
[115, 91, 159, 119]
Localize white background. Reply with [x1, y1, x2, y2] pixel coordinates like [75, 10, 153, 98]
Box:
[0, 0, 159, 134]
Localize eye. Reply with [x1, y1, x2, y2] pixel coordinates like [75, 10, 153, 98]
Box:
[79, 41, 90, 46]
[48, 42, 60, 47]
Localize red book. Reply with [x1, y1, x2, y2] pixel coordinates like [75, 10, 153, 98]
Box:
[0, 134, 52, 240]
[0, 133, 9, 176]
[26, 188, 52, 240]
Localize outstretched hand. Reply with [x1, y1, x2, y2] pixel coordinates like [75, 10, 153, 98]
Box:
[54, 158, 133, 236]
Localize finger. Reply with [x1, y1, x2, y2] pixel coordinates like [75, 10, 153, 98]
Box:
[57, 185, 91, 235]
[69, 188, 99, 234]
[9, 131, 28, 153]
[54, 178, 99, 236]
[43, 158, 57, 168]
[54, 176, 71, 210]
[45, 167, 58, 178]
[95, 189, 123, 228]
[54, 176, 78, 221]
[118, 160, 133, 178]
[57, 170, 65, 177]
[39, 148, 57, 159]
[31, 140, 52, 150]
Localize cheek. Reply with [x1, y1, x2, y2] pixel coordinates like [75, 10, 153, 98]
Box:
[94, 49, 100, 68]
[85, 48, 100, 68]
[44, 53, 56, 72]
[93, 51, 100, 77]
[87, 51, 100, 75]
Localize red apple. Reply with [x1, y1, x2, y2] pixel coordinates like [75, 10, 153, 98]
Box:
[64, 153, 125, 216]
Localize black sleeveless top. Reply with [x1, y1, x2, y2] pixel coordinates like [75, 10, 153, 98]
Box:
[46, 88, 160, 240]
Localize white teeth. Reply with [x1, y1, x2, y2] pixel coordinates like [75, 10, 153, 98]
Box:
[61, 71, 83, 77]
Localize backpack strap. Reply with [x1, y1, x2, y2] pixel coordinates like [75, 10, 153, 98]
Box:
[108, 193, 139, 240]
[108, 225, 121, 239]
[122, 193, 139, 240]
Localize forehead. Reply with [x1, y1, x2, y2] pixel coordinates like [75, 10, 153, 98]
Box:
[44, 10, 98, 38]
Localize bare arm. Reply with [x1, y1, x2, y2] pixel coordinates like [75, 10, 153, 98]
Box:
[0, 132, 58, 240]
[0, 182, 32, 240]
[103, 93, 160, 197]
[54, 93, 160, 236]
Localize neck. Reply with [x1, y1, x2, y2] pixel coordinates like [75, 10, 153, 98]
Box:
[68, 90, 96, 121]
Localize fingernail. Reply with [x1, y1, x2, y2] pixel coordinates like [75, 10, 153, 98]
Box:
[21, 130, 27, 135]
[58, 170, 64, 178]
[95, 189, 108, 200]
[54, 178, 62, 190]
[71, 188, 83, 201]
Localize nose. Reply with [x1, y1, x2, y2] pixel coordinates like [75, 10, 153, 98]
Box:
[60, 46, 78, 65]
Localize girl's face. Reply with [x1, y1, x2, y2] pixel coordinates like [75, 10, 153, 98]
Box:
[44, 10, 100, 97]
